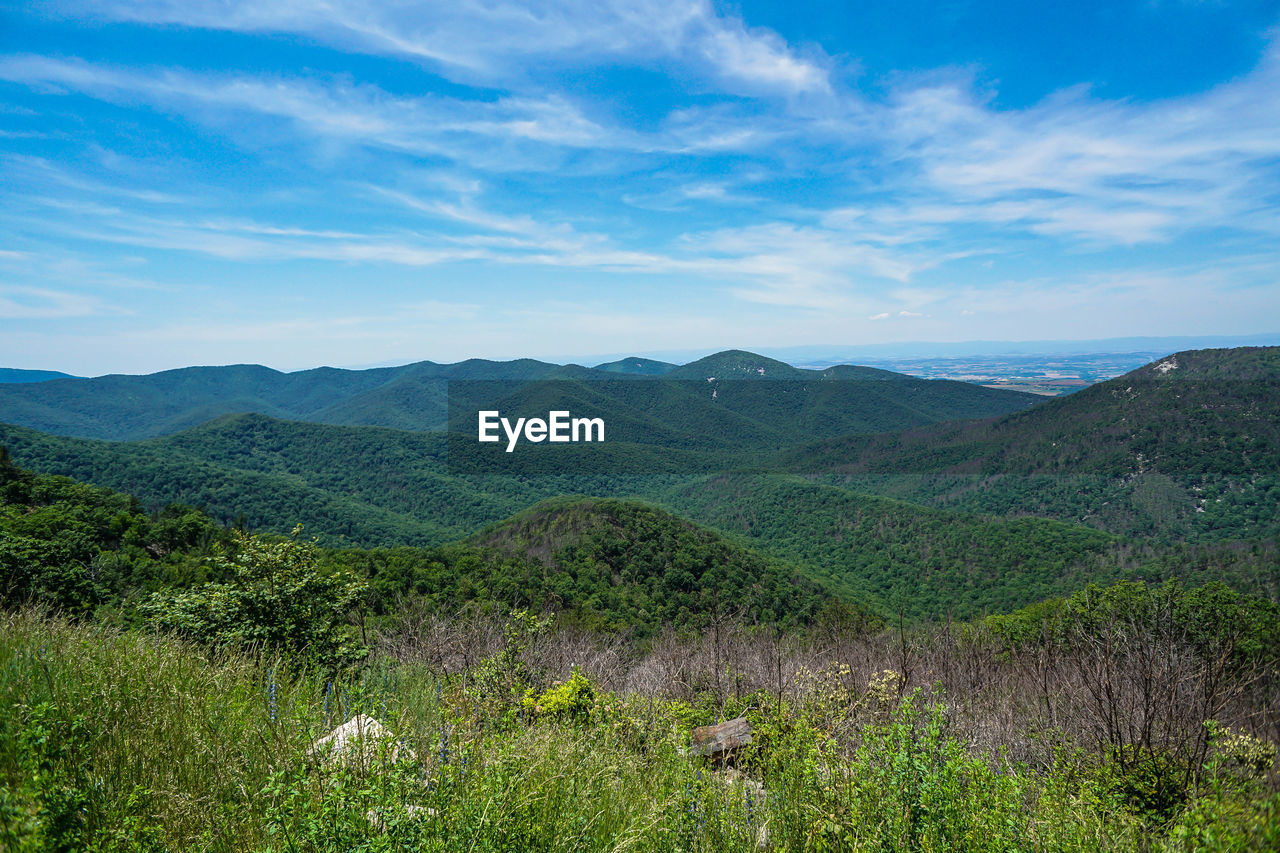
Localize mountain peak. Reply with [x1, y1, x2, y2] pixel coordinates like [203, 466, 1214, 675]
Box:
[666, 350, 807, 380]
[1125, 346, 1280, 382]
[591, 357, 678, 376]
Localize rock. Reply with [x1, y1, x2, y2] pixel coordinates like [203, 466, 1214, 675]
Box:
[690, 715, 752, 759]
[310, 714, 413, 769]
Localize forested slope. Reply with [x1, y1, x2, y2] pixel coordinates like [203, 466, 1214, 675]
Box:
[646, 473, 1277, 619]
[0, 457, 842, 633]
[781, 347, 1280, 542]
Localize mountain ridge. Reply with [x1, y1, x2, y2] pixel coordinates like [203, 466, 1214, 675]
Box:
[780, 347, 1280, 541]
[0, 349, 1041, 441]
[0, 368, 78, 384]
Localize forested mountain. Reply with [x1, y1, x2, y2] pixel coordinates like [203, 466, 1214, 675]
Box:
[0, 417, 513, 546]
[1, 347, 1276, 622]
[0, 350, 1040, 441]
[781, 347, 1280, 542]
[462, 496, 831, 630]
[0, 358, 564, 440]
[0, 450, 230, 617]
[664, 350, 811, 380]
[3, 419, 1275, 621]
[0, 456, 840, 633]
[0, 368, 76, 384]
[647, 472, 1278, 619]
[591, 357, 678, 375]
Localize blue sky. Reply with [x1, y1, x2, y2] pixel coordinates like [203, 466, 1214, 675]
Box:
[1, 0, 1278, 374]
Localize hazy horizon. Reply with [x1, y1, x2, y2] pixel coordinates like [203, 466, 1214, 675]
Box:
[4, 332, 1279, 379]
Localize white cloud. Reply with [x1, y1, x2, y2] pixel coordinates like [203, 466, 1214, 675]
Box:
[44, 0, 830, 93]
[0, 55, 643, 172]
[872, 41, 1280, 244]
[697, 20, 830, 94]
[12, 24, 1276, 254]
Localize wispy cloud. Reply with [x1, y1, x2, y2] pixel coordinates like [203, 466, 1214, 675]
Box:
[695, 17, 831, 94]
[0, 55, 643, 167]
[872, 43, 1280, 244]
[4, 3, 1279, 369]
[47, 0, 832, 93]
[8, 28, 1277, 255]
[0, 284, 116, 318]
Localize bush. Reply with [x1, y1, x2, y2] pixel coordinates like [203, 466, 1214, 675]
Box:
[522, 667, 596, 724]
[142, 526, 367, 669]
[1104, 744, 1189, 823]
[1207, 722, 1278, 780]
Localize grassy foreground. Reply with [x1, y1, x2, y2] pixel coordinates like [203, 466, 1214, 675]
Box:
[1, 611, 1277, 852]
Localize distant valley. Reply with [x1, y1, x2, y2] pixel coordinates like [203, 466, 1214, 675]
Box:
[832, 351, 1172, 395]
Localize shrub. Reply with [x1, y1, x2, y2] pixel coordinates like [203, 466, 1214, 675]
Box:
[141, 526, 367, 670]
[1207, 722, 1278, 780]
[1104, 744, 1188, 823]
[522, 667, 596, 724]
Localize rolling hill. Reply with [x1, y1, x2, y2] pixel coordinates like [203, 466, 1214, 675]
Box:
[2, 347, 1276, 621]
[645, 472, 1278, 619]
[4, 410, 1274, 621]
[780, 347, 1280, 541]
[0, 359, 572, 440]
[0, 455, 845, 632]
[462, 496, 833, 630]
[0, 368, 77, 384]
[591, 357, 678, 375]
[0, 418, 473, 546]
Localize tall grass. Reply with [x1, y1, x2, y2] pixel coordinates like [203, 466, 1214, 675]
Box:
[2, 611, 1277, 851]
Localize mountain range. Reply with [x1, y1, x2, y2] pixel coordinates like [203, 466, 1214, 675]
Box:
[1, 346, 1277, 621]
[0, 349, 1040, 443]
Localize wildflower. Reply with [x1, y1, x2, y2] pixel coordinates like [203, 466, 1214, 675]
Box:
[268, 669, 278, 723]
